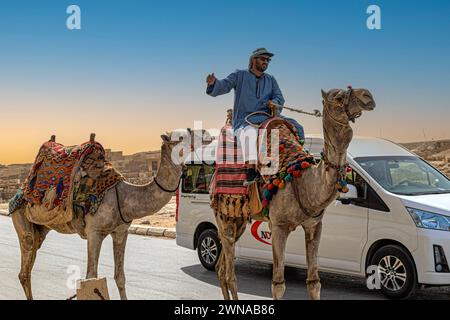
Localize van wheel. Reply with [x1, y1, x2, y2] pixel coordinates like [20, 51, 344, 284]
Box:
[370, 245, 418, 299]
[197, 229, 221, 271]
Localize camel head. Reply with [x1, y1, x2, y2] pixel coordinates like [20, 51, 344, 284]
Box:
[321, 87, 375, 124]
[160, 128, 214, 170]
[160, 132, 186, 171]
[320, 87, 376, 159]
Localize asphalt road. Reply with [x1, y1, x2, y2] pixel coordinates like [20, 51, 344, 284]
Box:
[1, 216, 449, 300]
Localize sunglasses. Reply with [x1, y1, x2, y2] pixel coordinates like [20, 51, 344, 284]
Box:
[257, 56, 271, 63]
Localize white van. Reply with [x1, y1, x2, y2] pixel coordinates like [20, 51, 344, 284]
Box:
[176, 135, 450, 299]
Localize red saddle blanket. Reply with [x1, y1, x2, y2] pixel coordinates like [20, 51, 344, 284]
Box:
[23, 140, 108, 210]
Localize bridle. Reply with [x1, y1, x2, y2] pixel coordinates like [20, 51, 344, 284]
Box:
[320, 86, 359, 193]
[322, 85, 362, 126]
[154, 175, 182, 193]
[154, 141, 185, 193]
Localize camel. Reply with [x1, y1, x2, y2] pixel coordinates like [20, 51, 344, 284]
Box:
[11, 133, 185, 300]
[214, 87, 376, 300]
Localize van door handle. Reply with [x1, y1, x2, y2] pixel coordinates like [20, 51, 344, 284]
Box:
[181, 195, 196, 199]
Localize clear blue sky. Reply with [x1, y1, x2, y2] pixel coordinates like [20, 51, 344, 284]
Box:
[0, 0, 449, 163]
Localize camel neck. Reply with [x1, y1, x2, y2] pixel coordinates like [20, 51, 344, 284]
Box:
[119, 149, 181, 220]
[321, 103, 352, 168]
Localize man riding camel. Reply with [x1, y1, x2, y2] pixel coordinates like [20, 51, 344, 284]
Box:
[206, 47, 305, 184]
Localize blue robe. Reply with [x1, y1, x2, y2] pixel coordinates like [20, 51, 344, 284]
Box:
[207, 69, 304, 139]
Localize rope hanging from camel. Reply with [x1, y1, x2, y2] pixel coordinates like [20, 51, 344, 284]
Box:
[244, 103, 321, 128]
[271, 103, 322, 118]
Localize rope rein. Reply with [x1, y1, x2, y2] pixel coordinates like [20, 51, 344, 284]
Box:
[115, 184, 132, 224]
[153, 149, 183, 193]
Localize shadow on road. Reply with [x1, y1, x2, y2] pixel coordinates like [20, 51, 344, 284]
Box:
[182, 259, 450, 300]
[181, 259, 383, 300]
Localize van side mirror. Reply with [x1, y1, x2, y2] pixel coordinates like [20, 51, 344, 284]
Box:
[338, 184, 358, 205]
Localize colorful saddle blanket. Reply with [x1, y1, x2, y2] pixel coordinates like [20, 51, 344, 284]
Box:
[8, 139, 124, 224]
[256, 118, 316, 217]
[257, 117, 306, 181]
[23, 141, 106, 208]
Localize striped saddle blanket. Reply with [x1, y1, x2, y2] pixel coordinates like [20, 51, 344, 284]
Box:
[210, 125, 248, 195]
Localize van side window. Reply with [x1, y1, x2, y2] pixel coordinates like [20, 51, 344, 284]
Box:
[345, 168, 389, 212]
[345, 169, 367, 199]
[182, 165, 215, 194]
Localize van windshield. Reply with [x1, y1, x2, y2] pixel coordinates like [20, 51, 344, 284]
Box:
[354, 156, 450, 196]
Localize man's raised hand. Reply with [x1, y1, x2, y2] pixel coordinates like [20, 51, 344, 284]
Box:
[206, 73, 216, 86]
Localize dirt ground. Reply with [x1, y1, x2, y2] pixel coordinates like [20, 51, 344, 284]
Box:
[132, 196, 176, 228]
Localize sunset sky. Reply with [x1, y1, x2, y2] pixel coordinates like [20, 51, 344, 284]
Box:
[1, 0, 449, 164]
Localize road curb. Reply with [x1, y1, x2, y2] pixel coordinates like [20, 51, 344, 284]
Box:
[128, 224, 176, 239]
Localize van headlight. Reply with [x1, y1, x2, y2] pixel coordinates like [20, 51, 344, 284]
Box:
[406, 207, 450, 231]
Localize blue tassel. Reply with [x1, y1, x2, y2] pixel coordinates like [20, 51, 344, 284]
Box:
[339, 180, 347, 187]
[56, 177, 64, 197]
[28, 175, 37, 189]
[285, 174, 293, 182]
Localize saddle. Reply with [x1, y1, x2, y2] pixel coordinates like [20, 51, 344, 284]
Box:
[210, 117, 314, 221]
[9, 135, 124, 228]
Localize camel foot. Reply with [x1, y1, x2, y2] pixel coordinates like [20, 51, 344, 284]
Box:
[271, 281, 286, 300]
[306, 279, 321, 300]
[221, 289, 231, 300]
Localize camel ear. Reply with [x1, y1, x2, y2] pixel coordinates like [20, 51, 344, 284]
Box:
[321, 89, 328, 99]
[161, 134, 170, 143]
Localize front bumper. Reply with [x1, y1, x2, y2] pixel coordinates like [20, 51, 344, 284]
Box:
[414, 229, 450, 285]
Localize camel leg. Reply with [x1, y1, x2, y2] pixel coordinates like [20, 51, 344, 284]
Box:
[303, 220, 323, 300]
[215, 249, 230, 299]
[270, 224, 290, 300]
[215, 217, 247, 300]
[111, 229, 128, 300]
[86, 231, 106, 279]
[11, 208, 49, 300]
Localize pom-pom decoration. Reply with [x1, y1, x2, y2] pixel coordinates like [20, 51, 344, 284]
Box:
[301, 162, 310, 169]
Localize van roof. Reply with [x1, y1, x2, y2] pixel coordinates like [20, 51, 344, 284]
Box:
[305, 134, 414, 158]
[184, 135, 414, 164]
